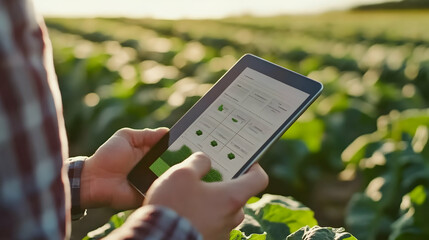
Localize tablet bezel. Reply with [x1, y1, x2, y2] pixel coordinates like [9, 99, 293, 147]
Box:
[127, 54, 323, 195]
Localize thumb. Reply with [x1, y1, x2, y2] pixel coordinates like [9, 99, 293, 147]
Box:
[125, 127, 169, 149]
[180, 152, 212, 179]
[225, 163, 269, 204]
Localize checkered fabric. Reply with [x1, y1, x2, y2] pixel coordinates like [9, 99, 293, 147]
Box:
[106, 206, 202, 240]
[0, 0, 201, 239]
[0, 0, 69, 239]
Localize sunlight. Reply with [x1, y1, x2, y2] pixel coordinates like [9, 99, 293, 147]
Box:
[33, 0, 394, 19]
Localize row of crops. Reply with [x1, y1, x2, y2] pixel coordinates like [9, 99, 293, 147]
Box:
[46, 10, 429, 240]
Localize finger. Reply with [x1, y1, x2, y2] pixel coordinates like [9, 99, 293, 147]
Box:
[122, 127, 169, 149]
[137, 127, 169, 148]
[180, 152, 212, 179]
[225, 163, 269, 203]
[231, 208, 245, 228]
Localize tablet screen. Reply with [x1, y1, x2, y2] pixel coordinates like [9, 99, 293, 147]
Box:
[148, 67, 309, 181]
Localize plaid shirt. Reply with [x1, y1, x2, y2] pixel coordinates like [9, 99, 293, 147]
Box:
[0, 0, 201, 239]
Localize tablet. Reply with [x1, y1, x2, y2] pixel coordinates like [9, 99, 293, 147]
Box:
[128, 54, 323, 195]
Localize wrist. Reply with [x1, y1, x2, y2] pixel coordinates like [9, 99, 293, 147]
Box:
[80, 155, 113, 209]
[79, 156, 99, 209]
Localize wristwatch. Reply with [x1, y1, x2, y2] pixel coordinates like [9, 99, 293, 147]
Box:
[68, 156, 88, 221]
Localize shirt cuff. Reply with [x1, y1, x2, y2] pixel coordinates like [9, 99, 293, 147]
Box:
[107, 205, 202, 240]
[67, 156, 87, 220]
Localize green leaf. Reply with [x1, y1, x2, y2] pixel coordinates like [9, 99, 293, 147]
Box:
[346, 131, 429, 240]
[229, 230, 267, 240]
[286, 226, 357, 240]
[84, 211, 132, 240]
[260, 139, 310, 188]
[346, 193, 383, 240]
[247, 196, 261, 204]
[247, 233, 267, 240]
[230, 229, 245, 240]
[341, 132, 384, 165]
[390, 185, 429, 240]
[388, 109, 429, 140]
[409, 185, 426, 205]
[238, 194, 318, 239]
[284, 118, 324, 152]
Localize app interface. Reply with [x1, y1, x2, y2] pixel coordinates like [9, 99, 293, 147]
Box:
[149, 67, 309, 181]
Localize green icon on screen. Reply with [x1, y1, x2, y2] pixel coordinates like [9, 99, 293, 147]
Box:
[196, 130, 203, 136]
[228, 153, 235, 160]
[218, 104, 224, 111]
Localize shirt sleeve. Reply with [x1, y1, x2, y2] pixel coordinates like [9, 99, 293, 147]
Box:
[0, 0, 69, 239]
[106, 205, 203, 240]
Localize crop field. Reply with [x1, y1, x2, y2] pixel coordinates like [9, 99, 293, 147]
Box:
[46, 10, 429, 240]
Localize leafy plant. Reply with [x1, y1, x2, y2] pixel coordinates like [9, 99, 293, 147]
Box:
[83, 194, 356, 240]
[83, 211, 132, 240]
[343, 109, 429, 240]
[286, 226, 356, 240]
[237, 194, 318, 239]
[46, 11, 429, 239]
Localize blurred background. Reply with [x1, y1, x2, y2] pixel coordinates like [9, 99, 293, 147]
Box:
[35, 0, 429, 239]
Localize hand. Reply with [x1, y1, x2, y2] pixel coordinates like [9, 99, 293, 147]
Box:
[80, 127, 168, 210]
[144, 152, 269, 240]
